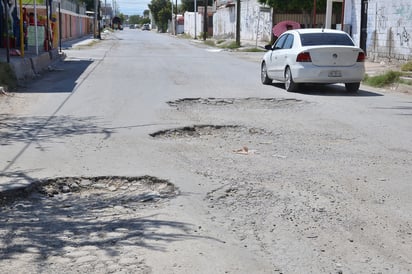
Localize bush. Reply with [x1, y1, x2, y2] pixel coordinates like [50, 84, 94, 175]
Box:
[203, 39, 215, 47]
[363, 70, 402, 87]
[0, 62, 17, 90]
[238, 47, 266, 52]
[401, 61, 412, 71]
[217, 41, 240, 49]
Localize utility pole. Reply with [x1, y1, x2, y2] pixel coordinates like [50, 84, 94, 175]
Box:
[171, 1, 174, 34]
[94, 0, 98, 38]
[236, 0, 240, 46]
[194, 0, 197, 39]
[97, 0, 101, 39]
[3, 0, 10, 63]
[175, 0, 177, 35]
[203, 0, 207, 40]
[313, 0, 316, 27]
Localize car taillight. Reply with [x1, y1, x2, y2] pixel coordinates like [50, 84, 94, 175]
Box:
[357, 52, 366, 62]
[296, 52, 312, 62]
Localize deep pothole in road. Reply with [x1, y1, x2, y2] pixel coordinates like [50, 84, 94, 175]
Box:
[167, 97, 304, 109]
[0, 176, 178, 207]
[150, 124, 268, 138]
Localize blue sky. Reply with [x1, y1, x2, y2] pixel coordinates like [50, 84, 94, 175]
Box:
[116, 0, 150, 15]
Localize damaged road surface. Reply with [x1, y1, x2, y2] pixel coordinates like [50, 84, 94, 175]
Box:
[0, 176, 177, 273]
[1, 29, 412, 273]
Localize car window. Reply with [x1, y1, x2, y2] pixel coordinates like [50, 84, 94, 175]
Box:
[300, 33, 355, 46]
[282, 34, 294, 49]
[273, 35, 288, 49]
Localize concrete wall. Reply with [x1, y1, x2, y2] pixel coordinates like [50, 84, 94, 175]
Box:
[213, 0, 272, 42]
[240, 1, 272, 42]
[184, 12, 203, 38]
[213, 5, 236, 39]
[365, 0, 412, 61]
[342, 0, 412, 61]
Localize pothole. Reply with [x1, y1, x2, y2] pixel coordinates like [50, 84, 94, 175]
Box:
[0, 175, 178, 207]
[167, 97, 304, 109]
[150, 124, 267, 138]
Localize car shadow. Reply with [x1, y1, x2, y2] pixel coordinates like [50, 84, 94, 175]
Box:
[271, 82, 383, 97]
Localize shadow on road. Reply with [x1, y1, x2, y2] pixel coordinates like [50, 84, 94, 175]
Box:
[17, 59, 94, 93]
[0, 114, 111, 147]
[0, 181, 219, 263]
[0, 114, 112, 177]
[271, 83, 383, 97]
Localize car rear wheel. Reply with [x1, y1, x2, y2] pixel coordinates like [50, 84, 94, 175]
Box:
[261, 63, 272, 85]
[345, 82, 360, 93]
[285, 67, 298, 92]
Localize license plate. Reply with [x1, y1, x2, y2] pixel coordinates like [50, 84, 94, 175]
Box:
[328, 70, 342, 77]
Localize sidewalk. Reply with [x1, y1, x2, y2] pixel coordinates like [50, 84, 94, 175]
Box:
[0, 34, 102, 86]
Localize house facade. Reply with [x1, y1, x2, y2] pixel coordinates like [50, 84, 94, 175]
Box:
[0, 0, 93, 53]
[206, 0, 411, 61]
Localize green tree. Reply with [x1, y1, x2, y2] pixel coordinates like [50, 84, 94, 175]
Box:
[129, 15, 151, 25]
[83, 0, 95, 11]
[143, 9, 150, 18]
[180, 0, 213, 13]
[129, 15, 141, 25]
[148, 0, 172, 32]
[118, 13, 126, 24]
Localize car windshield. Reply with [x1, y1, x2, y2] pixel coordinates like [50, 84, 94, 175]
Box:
[300, 33, 355, 46]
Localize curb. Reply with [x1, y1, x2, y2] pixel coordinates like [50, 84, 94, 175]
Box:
[10, 48, 65, 84]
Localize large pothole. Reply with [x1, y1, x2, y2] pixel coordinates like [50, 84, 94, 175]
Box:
[0, 175, 178, 207]
[150, 124, 268, 138]
[167, 97, 304, 109]
[0, 176, 179, 273]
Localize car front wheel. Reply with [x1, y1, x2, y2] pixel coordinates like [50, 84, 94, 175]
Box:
[345, 82, 360, 93]
[261, 62, 272, 85]
[285, 67, 298, 92]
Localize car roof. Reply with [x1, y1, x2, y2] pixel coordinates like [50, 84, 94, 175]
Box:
[287, 28, 348, 35]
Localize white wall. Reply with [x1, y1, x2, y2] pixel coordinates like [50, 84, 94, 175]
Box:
[213, 5, 237, 39]
[184, 11, 203, 38]
[213, 0, 272, 43]
[366, 0, 412, 61]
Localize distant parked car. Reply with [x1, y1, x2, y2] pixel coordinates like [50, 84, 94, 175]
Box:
[142, 24, 150, 31]
[261, 28, 366, 92]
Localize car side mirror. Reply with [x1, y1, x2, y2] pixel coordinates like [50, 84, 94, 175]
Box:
[264, 44, 273, 51]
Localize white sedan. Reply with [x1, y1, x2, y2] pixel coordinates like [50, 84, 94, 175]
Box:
[261, 28, 366, 92]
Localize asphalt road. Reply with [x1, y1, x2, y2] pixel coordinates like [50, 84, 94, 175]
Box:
[0, 29, 411, 273]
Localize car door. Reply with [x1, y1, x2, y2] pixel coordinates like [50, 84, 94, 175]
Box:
[266, 34, 288, 80]
[274, 34, 294, 80]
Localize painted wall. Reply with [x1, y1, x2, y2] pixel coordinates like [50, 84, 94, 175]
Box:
[240, 1, 271, 42]
[1, 3, 92, 51]
[365, 0, 411, 61]
[213, 0, 271, 42]
[184, 11, 203, 38]
[370, 0, 411, 60]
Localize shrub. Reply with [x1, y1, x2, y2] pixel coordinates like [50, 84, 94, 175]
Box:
[401, 61, 412, 71]
[203, 39, 215, 47]
[0, 62, 17, 90]
[363, 70, 402, 87]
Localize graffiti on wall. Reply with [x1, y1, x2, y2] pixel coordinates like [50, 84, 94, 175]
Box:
[396, 22, 410, 46]
[394, 3, 411, 46]
[377, 7, 387, 30]
[374, 3, 411, 48]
